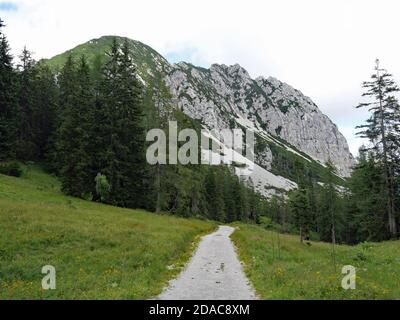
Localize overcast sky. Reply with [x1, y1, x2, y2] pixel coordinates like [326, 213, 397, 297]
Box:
[1, 0, 399, 156]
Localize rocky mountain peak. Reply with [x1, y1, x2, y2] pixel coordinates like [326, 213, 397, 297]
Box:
[43, 37, 355, 195]
[167, 61, 354, 177]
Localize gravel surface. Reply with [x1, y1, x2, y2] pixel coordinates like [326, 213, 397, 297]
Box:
[158, 226, 258, 300]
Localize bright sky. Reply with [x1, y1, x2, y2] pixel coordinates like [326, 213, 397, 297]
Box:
[2, 0, 400, 156]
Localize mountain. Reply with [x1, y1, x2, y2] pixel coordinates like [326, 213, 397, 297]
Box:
[166, 62, 354, 177]
[42, 36, 354, 196]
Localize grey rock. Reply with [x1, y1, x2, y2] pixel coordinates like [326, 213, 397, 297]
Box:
[165, 63, 354, 177]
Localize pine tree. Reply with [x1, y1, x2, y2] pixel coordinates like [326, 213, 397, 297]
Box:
[223, 172, 237, 222]
[204, 168, 225, 220]
[306, 179, 318, 233]
[317, 161, 342, 243]
[231, 176, 246, 221]
[14, 48, 58, 162]
[318, 161, 342, 270]
[56, 56, 95, 198]
[16, 47, 37, 160]
[347, 149, 387, 242]
[356, 59, 400, 236]
[144, 72, 172, 213]
[248, 189, 261, 223]
[31, 63, 58, 161]
[95, 38, 147, 208]
[289, 187, 312, 242]
[0, 19, 17, 161]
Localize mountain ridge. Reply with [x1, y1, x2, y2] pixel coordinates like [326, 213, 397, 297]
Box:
[42, 36, 353, 196]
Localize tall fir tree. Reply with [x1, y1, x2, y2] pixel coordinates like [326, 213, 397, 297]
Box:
[95, 38, 147, 208]
[289, 186, 312, 242]
[0, 19, 17, 161]
[16, 47, 37, 160]
[317, 161, 342, 243]
[356, 59, 400, 236]
[347, 149, 387, 242]
[204, 168, 225, 220]
[31, 63, 58, 161]
[56, 56, 95, 198]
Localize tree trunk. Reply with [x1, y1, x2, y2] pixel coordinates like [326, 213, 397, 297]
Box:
[331, 224, 337, 272]
[155, 164, 161, 214]
[377, 64, 397, 237]
[300, 226, 303, 243]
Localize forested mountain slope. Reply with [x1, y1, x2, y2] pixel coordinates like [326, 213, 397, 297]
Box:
[42, 36, 353, 196]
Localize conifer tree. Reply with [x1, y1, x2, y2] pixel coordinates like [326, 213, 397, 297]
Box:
[204, 168, 225, 220]
[356, 59, 400, 236]
[0, 19, 17, 161]
[96, 38, 147, 208]
[317, 161, 342, 243]
[318, 161, 342, 270]
[31, 63, 58, 161]
[223, 172, 237, 222]
[16, 47, 37, 160]
[144, 72, 172, 213]
[347, 149, 387, 242]
[289, 187, 312, 242]
[56, 56, 95, 198]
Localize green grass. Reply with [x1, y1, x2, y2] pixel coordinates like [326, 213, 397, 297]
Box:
[41, 36, 170, 87]
[231, 223, 400, 300]
[2, 165, 398, 300]
[0, 165, 216, 299]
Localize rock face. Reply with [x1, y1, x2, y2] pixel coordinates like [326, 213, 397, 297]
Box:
[166, 62, 354, 177]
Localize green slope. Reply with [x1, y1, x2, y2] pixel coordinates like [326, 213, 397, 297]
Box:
[231, 223, 400, 300]
[0, 166, 215, 299]
[41, 35, 171, 86]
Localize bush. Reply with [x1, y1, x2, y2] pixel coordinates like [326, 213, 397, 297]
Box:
[0, 161, 23, 177]
[95, 173, 111, 203]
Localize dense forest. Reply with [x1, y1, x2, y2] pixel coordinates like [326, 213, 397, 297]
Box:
[0, 18, 399, 244]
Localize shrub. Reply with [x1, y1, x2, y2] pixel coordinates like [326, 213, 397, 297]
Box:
[95, 173, 111, 203]
[0, 161, 23, 177]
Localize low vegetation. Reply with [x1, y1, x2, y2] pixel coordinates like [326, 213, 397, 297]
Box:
[231, 223, 400, 300]
[0, 166, 216, 299]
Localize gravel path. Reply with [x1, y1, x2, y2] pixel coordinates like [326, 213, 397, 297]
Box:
[157, 226, 258, 300]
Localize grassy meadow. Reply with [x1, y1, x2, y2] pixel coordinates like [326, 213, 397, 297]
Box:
[231, 223, 400, 299]
[1, 165, 399, 300]
[0, 165, 216, 299]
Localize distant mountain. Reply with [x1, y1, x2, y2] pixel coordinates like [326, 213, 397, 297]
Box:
[43, 36, 354, 196]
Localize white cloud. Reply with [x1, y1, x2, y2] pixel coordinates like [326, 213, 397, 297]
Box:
[2, 0, 400, 157]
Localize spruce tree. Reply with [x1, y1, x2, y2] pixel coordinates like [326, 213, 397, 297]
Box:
[16, 47, 37, 160]
[143, 72, 172, 213]
[356, 59, 400, 236]
[96, 38, 147, 208]
[56, 56, 95, 198]
[317, 161, 342, 243]
[347, 149, 387, 242]
[289, 187, 312, 242]
[223, 172, 237, 222]
[31, 63, 58, 161]
[318, 161, 342, 270]
[204, 168, 225, 220]
[0, 19, 17, 161]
